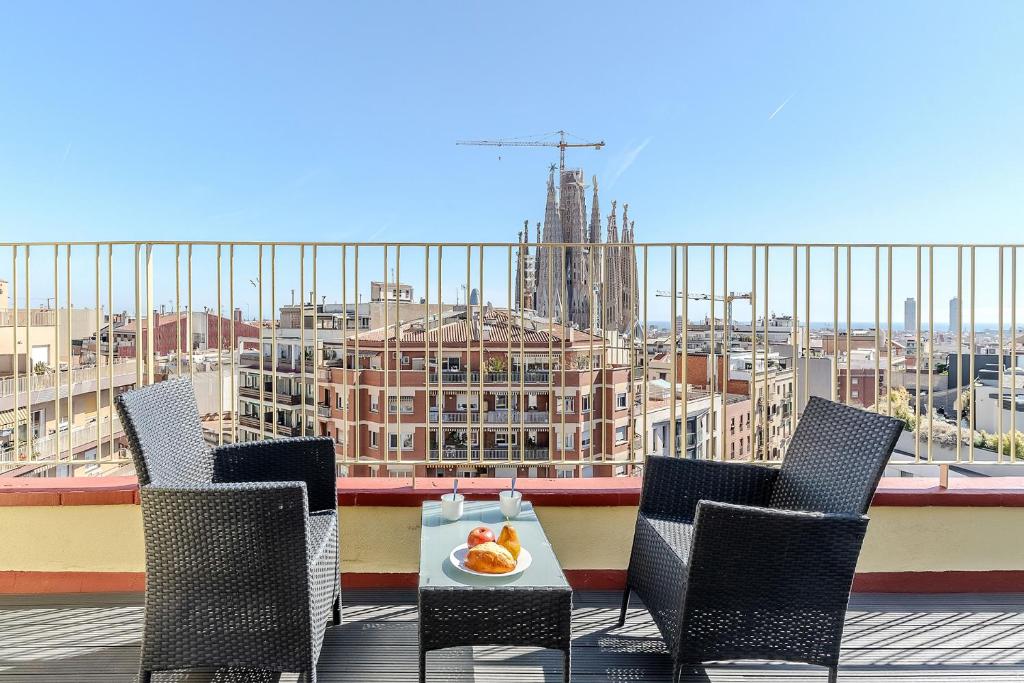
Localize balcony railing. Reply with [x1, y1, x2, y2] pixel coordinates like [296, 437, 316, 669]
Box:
[2, 239, 1023, 476]
[429, 447, 551, 462]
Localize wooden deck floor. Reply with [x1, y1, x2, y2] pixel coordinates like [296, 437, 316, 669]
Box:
[1, 591, 1022, 682]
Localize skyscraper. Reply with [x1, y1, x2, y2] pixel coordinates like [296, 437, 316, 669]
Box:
[949, 297, 960, 333]
[904, 297, 917, 332]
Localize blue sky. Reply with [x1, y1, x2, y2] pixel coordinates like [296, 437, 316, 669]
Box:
[1, 2, 1022, 324]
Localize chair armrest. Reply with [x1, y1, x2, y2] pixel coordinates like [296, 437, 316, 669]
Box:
[139, 482, 314, 641]
[687, 500, 867, 612]
[640, 456, 778, 522]
[212, 437, 338, 513]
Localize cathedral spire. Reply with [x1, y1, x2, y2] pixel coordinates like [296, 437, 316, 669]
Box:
[535, 167, 561, 319]
[604, 201, 621, 332]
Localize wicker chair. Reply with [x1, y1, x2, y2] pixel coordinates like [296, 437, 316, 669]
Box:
[619, 396, 903, 683]
[115, 378, 340, 683]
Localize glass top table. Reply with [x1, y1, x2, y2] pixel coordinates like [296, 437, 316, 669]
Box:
[418, 500, 572, 683]
[419, 500, 569, 589]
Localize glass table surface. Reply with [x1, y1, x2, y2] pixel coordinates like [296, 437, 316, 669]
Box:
[419, 500, 570, 589]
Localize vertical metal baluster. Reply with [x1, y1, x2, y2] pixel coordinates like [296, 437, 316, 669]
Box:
[314, 244, 320, 444]
[188, 245, 194, 388]
[874, 247, 880, 414]
[957, 247, 963, 461]
[751, 246, 757, 459]
[915, 246, 922, 462]
[559, 244, 567, 471]
[176, 244, 182, 377]
[300, 245, 307, 438]
[53, 244, 60, 461]
[763, 246, 770, 461]
[383, 245, 389, 467]
[928, 246, 934, 462]
[65, 244, 72, 463]
[709, 245, 715, 459]
[107, 245, 113, 457]
[1012, 247, 1018, 463]
[803, 246, 810, 417]
[435, 245, 442, 468]
[681, 245, 688, 457]
[95, 245, 101, 455]
[395, 245, 401, 466]
[343, 244, 349, 463]
[479, 245, 486, 468]
[997, 247, 1004, 463]
[793, 246, 799, 437]
[508, 245, 514, 467]
[353, 245, 360, 462]
[229, 245, 236, 442]
[217, 245, 224, 444]
[669, 246, 677, 458]
[887, 246, 893, 418]
[642, 245, 649, 462]
[846, 246, 852, 407]
[832, 246, 838, 403]
[11, 246, 18, 465]
[969, 247, 976, 463]
[26, 245, 33, 461]
[258, 245, 265, 437]
[721, 246, 729, 460]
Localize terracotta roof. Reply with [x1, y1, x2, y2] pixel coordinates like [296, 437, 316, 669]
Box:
[353, 309, 602, 347]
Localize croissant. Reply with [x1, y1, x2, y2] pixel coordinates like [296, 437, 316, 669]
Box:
[465, 541, 516, 574]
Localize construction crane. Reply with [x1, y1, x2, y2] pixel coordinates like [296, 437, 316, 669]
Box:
[456, 130, 605, 175]
[655, 291, 753, 327]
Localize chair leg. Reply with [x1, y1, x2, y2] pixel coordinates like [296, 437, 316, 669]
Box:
[827, 665, 838, 683]
[617, 587, 630, 627]
[305, 669, 317, 683]
[563, 647, 571, 683]
[419, 648, 427, 683]
[332, 593, 341, 625]
[671, 662, 682, 683]
[138, 672, 152, 683]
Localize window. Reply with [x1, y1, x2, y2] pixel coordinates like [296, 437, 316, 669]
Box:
[495, 431, 517, 446]
[581, 394, 591, 413]
[581, 428, 591, 448]
[388, 396, 414, 414]
[495, 393, 508, 409]
[389, 432, 414, 451]
[731, 443, 735, 457]
[369, 431, 378, 448]
[616, 392, 627, 409]
[370, 394, 379, 412]
[558, 396, 574, 414]
[336, 393, 345, 410]
[563, 432, 575, 450]
[615, 426, 628, 443]
[556, 468, 574, 479]
[730, 417, 735, 434]
[852, 390, 859, 398]
[852, 377, 859, 385]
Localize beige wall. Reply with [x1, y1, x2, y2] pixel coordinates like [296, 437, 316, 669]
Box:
[2, 502, 1024, 577]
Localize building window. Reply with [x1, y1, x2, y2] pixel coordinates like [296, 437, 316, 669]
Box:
[556, 469, 574, 479]
[369, 431, 378, 448]
[370, 394, 379, 412]
[389, 432, 414, 451]
[581, 394, 591, 413]
[852, 390, 859, 399]
[563, 432, 575, 450]
[495, 393, 508, 409]
[730, 417, 735, 434]
[336, 393, 345, 410]
[852, 377, 859, 385]
[616, 392, 627, 409]
[388, 396, 414, 414]
[615, 426, 628, 443]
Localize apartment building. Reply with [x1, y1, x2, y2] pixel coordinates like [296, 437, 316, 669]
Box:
[306, 308, 642, 478]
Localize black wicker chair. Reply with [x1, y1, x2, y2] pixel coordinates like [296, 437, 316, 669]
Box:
[115, 378, 340, 683]
[619, 396, 903, 683]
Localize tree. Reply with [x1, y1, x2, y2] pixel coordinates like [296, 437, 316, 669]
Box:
[876, 386, 916, 431]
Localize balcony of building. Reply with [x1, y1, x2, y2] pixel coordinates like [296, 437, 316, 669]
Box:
[1, 476, 1023, 681]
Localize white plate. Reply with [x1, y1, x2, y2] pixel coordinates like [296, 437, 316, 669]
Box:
[449, 542, 533, 578]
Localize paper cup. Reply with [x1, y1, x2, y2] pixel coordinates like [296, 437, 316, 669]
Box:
[440, 493, 465, 521]
[499, 490, 522, 519]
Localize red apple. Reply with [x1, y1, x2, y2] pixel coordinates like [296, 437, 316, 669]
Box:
[467, 526, 495, 548]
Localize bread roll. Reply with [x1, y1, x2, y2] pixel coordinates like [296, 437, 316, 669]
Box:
[465, 541, 516, 574]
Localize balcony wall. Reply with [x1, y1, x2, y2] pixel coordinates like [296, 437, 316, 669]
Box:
[1, 476, 1023, 593]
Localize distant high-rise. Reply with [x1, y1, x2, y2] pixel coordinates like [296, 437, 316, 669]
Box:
[904, 297, 917, 332]
[949, 297, 960, 333]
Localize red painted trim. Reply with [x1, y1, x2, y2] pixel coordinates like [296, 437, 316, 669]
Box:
[0, 571, 146, 594]
[3, 475, 1024, 507]
[5, 569, 1023, 594]
[853, 571, 1024, 593]
[341, 572, 418, 589]
[564, 569, 626, 590]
